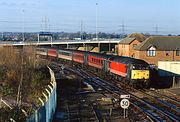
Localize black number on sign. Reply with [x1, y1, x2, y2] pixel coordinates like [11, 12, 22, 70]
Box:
[122, 101, 128, 106]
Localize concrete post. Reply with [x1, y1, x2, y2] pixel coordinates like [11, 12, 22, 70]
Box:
[173, 76, 176, 88]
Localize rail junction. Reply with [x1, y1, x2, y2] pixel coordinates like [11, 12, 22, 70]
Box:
[50, 61, 180, 122]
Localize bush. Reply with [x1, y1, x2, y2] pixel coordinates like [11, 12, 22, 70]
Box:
[31, 72, 45, 88]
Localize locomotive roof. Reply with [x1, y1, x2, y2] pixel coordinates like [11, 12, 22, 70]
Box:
[111, 56, 149, 65]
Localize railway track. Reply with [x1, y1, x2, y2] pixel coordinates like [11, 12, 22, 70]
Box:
[153, 91, 180, 106]
[145, 91, 180, 114]
[50, 61, 180, 121]
[93, 79, 179, 121]
[73, 68, 180, 122]
[80, 66, 180, 121]
[50, 63, 100, 122]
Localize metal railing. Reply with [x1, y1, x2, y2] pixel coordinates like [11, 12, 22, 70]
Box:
[27, 66, 56, 122]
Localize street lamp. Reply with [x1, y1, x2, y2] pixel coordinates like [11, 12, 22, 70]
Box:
[96, 3, 98, 40]
[22, 9, 25, 42]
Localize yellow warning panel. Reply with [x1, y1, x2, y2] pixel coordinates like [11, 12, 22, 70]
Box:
[131, 70, 149, 80]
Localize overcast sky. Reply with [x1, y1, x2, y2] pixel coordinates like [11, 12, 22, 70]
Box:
[0, 0, 179, 34]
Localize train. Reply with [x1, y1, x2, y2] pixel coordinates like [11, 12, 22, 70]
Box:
[36, 47, 150, 88]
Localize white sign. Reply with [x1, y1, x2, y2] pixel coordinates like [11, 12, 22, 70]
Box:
[120, 99, 130, 109]
[120, 94, 130, 99]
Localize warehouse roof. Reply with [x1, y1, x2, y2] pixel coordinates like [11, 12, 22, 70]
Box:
[135, 36, 180, 51]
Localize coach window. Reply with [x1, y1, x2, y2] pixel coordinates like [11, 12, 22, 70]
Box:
[147, 46, 156, 57]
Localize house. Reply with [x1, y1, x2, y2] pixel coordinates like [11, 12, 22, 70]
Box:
[117, 37, 141, 57]
[134, 36, 180, 65]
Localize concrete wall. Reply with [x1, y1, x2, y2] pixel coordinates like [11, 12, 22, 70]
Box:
[158, 61, 180, 88]
[158, 61, 180, 76]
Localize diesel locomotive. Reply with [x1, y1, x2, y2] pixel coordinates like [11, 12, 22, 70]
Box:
[36, 48, 150, 88]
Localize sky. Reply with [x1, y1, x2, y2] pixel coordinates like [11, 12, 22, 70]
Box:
[0, 0, 180, 35]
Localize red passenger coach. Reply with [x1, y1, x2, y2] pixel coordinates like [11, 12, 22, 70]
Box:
[110, 61, 127, 77]
[73, 52, 84, 63]
[58, 50, 72, 61]
[48, 49, 57, 57]
[88, 55, 103, 69]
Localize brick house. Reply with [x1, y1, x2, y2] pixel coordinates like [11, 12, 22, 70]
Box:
[118, 37, 141, 57]
[134, 36, 180, 65]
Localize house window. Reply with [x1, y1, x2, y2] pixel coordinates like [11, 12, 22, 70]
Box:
[147, 46, 156, 56]
[165, 51, 169, 56]
[176, 50, 179, 56]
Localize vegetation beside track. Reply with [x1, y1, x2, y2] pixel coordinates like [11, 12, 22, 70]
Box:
[0, 47, 50, 121]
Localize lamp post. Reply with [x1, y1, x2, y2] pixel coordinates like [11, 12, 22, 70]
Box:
[96, 3, 100, 52]
[96, 3, 98, 40]
[22, 9, 25, 42]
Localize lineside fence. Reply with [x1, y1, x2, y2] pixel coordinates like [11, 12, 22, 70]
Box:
[27, 66, 57, 122]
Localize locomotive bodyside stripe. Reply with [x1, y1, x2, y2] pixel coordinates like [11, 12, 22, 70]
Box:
[110, 69, 126, 77]
[110, 61, 126, 74]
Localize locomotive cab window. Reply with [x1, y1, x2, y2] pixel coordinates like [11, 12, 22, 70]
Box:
[132, 64, 148, 70]
[132, 65, 141, 70]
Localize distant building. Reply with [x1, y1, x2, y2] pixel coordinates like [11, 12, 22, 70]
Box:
[74, 38, 81, 40]
[134, 36, 180, 65]
[117, 37, 141, 57]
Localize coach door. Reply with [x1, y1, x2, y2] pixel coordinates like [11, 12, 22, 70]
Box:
[84, 54, 88, 65]
[102, 59, 107, 72]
